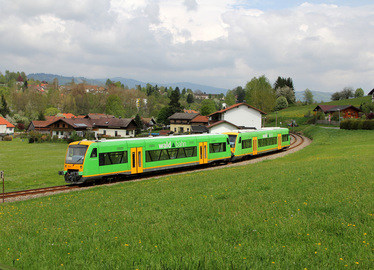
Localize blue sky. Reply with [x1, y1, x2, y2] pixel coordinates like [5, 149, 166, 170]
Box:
[1, 0, 374, 94]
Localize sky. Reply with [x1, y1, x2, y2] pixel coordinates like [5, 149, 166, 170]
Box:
[1, 0, 373, 93]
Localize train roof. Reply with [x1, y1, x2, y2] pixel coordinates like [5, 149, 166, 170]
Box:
[71, 133, 228, 145]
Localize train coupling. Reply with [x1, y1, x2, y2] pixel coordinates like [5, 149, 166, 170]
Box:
[58, 171, 65, 176]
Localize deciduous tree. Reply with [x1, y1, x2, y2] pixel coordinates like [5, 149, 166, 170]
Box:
[303, 88, 314, 105]
[245, 75, 276, 113]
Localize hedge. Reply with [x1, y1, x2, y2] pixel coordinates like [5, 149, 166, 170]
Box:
[340, 119, 374, 130]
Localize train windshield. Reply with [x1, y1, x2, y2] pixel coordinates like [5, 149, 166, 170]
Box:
[65, 145, 88, 164]
[228, 135, 237, 148]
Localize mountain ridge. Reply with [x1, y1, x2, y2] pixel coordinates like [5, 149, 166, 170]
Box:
[27, 73, 228, 94]
[27, 73, 333, 102]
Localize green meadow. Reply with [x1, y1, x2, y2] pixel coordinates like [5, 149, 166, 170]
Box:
[0, 139, 67, 192]
[1, 126, 374, 269]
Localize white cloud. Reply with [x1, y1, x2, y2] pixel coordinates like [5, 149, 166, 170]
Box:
[0, 0, 374, 92]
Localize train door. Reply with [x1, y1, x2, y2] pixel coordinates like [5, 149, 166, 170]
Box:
[199, 142, 208, 164]
[131, 148, 143, 174]
[277, 134, 282, 150]
[253, 137, 258, 155]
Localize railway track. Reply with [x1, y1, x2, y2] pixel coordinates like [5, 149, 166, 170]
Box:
[1, 185, 80, 202]
[2, 133, 308, 203]
[289, 132, 305, 150]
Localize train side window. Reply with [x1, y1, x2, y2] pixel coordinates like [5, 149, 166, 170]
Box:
[242, 139, 252, 149]
[209, 143, 226, 153]
[239, 138, 242, 144]
[132, 152, 136, 167]
[90, 148, 97, 158]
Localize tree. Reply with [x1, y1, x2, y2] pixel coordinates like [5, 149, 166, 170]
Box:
[225, 90, 236, 106]
[157, 106, 172, 126]
[275, 96, 288, 111]
[341, 87, 354, 99]
[331, 91, 341, 101]
[0, 94, 10, 116]
[275, 86, 295, 105]
[274, 77, 294, 90]
[245, 75, 276, 113]
[45, 107, 60, 116]
[355, 88, 364, 98]
[105, 94, 125, 118]
[234, 86, 245, 103]
[186, 93, 194, 104]
[303, 88, 314, 105]
[168, 87, 183, 114]
[134, 114, 142, 134]
[200, 99, 216, 116]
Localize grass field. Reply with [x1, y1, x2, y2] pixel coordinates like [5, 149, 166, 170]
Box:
[1, 127, 374, 269]
[0, 139, 67, 192]
[267, 95, 372, 127]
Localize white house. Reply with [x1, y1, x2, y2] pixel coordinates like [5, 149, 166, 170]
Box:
[208, 103, 266, 133]
[0, 116, 15, 136]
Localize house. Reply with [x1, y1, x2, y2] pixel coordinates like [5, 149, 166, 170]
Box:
[368, 89, 374, 102]
[47, 118, 93, 139]
[190, 115, 209, 134]
[27, 116, 62, 133]
[208, 120, 241, 134]
[168, 112, 199, 134]
[141, 117, 157, 131]
[92, 118, 137, 138]
[313, 105, 362, 119]
[208, 103, 266, 133]
[16, 75, 24, 86]
[0, 117, 15, 137]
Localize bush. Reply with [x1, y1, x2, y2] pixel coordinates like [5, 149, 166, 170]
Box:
[340, 119, 374, 130]
[28, 131, 42, 143]
[362, 120, 374, 130]
[3, 135, 13, 141]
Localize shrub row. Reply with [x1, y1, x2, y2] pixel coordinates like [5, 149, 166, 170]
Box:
[2, 135, 13, 141]
[340, 119, 374, 130]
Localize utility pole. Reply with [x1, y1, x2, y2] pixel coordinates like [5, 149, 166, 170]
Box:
[1, 171, 4, 203]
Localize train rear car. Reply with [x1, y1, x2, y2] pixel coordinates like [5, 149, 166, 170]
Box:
[224, 128, 290, 161]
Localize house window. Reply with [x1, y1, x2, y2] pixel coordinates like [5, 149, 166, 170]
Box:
[126, 130, 129, 135]
[174, 128, 177, 132]
[115, 131, 118, 136]
[103, 130, 106, 135]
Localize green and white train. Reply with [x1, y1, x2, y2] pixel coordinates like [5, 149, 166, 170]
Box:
[60, 128, 290, 184]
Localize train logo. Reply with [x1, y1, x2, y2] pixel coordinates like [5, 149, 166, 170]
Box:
[158, 141, 187, 149]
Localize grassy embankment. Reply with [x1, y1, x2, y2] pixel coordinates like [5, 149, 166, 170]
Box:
[0, 138, 67, 192]
[0, 126, 373, 269]
[267, 95, 372, 127]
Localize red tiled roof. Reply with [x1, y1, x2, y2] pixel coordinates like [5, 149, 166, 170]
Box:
[313, 105, 336, 112]
[184, 109, 199, 114]
[62, 113, 76, 119]
[45, 116, 63, 121]
[0, 117, 15, 128]
[209, 103, 266, 116]
[191, 115, 209, 123]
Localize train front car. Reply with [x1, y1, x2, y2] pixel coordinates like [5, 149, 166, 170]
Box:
[59, 141, 93, 184]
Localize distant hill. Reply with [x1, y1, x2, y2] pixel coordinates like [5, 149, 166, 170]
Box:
[27, 73, 228, 94]
[295, 90, 333, 103]
[27, 73, 103, 86]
